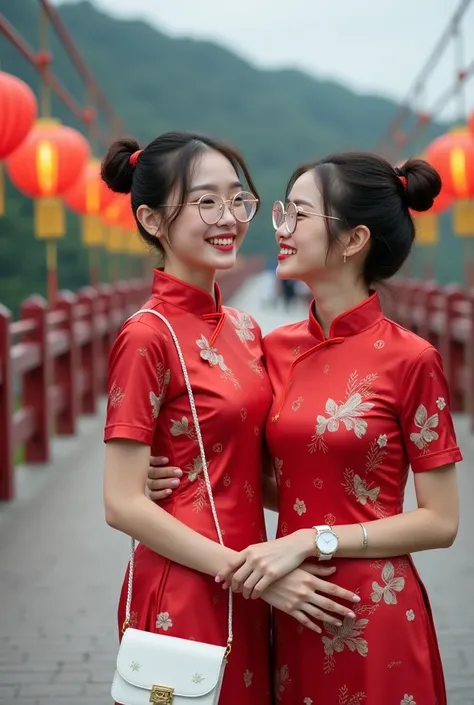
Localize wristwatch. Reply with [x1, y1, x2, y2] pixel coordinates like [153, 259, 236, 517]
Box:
[313, 525, 339, 561]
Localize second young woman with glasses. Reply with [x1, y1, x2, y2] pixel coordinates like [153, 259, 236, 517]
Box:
[101, 132, 360, 705]
[148, 151, 461, 704]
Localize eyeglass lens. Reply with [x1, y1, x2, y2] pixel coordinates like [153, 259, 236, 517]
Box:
[199, 191, 256, 225]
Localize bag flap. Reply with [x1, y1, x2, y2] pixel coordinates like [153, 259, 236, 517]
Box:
[116, 628, 227, 698]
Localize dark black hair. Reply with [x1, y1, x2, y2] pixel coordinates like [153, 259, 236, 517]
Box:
[285, 152, 441, 285]
[101, 131, 259, 264]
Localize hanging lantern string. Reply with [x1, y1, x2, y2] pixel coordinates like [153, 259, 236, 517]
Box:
[0, 9, 122, 145]
[376, 0, 474, 158]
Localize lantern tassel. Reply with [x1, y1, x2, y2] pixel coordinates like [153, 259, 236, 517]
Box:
[35, 197, 65, 239]
[82, 214, 103, 246]
[415, 214, 438, 245]
[453, 200, 474, 236]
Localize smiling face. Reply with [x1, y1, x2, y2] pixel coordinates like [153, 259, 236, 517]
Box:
[137, 148, 253, 286]
[275, 169, 345, 284]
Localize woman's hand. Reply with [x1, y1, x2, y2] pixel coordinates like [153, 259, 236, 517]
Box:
[260, 563, 360, 634]
[215, 530, 315, 598]
[147, 456, 182, 501]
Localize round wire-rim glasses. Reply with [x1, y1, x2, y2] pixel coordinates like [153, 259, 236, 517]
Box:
[272, 200, 342, 234]
[160, 191, 259, 225]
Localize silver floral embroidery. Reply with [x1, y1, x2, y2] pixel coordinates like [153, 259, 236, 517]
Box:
[130, 661, 140, 672]
[371, 561, 405, 604]
[192, 673, 205, 684]
[406, 609, 415, 621]
[244, 481, 255, 502]
[185, 455, 209, 482]
[338, 685, 367, 704]
[243, 669, 253, 688]
[109, 381, 125, 408]
[294, 499, 306, 516]
[228, 310, 255, 342]
[196, 335, 240, 388]
[170, 416, 196, 442]
[322, 615, 368, 673]
[248, 358, 264, 377]
[274, 457, 283, 485]
[436, 397, 446, 410]
[192, 476, 208, 513]
[409, 404, 439, 452]
[156, 612, 173, 630]
[401, 696, 416, 705]
[342, 469, 386, 518]
[291, 396, 304, 411]
[150, 364, 171, 419]
[309, 371, 378, 453]
[275, 665, 291, 700]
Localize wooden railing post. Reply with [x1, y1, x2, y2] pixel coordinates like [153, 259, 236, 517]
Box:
[97, 284, 113, 394]
[55, 291, 79, 435]
[78, 287, 100, 415]
[468, 289, 474, 432]
[440, 285, 465, 413]
[0, 304, 14, 500]
[21, 295, 51, 463]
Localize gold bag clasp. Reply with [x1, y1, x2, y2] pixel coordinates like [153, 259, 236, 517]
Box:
[150, 684, 174, 704]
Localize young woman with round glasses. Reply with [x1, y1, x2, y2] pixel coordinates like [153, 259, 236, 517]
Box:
[148, 152, 461, 704]
[101, 132, 361, 705]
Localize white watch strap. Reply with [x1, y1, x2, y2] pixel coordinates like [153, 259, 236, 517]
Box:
[313, 525, 333, 561]
[123, 308, 233, 650]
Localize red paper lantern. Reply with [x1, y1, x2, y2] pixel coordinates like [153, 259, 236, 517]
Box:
[0, 71, 38, 214]
[63, 159, 114, 215]
[5, 118, 89, 238]
[63, 159, 115, 246]
[425, 129, 474, 199]
[6, 118, 89, 198]
[0, 71, 37, 158]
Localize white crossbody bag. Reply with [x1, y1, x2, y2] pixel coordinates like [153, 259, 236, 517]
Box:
[111, 309, 233, 705]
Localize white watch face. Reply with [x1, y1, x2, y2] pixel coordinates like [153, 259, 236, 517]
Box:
[317, 530, 338, 555]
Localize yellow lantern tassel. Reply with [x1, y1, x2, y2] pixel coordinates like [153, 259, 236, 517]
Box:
[415, 214, 438, 245]
[82, 214, 103, 246]
[107, 225, 124, 253]
[0, 163, 4, 216]
[35, 197, 65, 239]
[453, 200, 474, 236]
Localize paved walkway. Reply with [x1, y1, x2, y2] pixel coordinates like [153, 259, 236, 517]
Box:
[0, 275, 473, 705]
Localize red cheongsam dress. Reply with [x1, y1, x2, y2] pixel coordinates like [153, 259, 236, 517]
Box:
[264, 292, 462, 705]
[104, 269, 273, 705]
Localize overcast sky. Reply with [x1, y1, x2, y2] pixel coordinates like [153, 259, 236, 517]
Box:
[59, 0, 474, 120]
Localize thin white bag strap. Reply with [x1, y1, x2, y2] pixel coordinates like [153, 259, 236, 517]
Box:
[123, 308, 233, 653]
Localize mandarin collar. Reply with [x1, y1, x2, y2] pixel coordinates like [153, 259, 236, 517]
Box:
[308, 291, 383, 341]
[151, 269, 222, 316]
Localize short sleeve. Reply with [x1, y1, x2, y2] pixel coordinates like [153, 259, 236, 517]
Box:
[104, 320, 169, 445]
[400, 346, 462, 472]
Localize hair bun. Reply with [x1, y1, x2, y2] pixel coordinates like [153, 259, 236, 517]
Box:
[101, 137, 141, 194]
[402, 158, 442, 212]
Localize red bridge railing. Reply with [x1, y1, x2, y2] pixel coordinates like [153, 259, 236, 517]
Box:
[0, 257, 264, 501]
[383, 278, 473, 426]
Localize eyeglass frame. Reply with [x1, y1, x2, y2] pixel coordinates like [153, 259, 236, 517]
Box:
[272, 200, 342, 234]
[158, 190, 259, 225]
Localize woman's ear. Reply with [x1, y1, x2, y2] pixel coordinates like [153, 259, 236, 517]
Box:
[346, 224, 371, 257]
[136, 204, 162, 240]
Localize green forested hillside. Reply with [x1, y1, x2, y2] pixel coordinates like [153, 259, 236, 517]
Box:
[0, 0, 448, 312]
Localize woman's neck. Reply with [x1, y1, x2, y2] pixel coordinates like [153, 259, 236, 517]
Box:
[164, 262, 216, 298]
[308, 278, 370, 337]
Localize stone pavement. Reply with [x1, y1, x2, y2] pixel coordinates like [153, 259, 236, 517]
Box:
[0, 274, 473, 704]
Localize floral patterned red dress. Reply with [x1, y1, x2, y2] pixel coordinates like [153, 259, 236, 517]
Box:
[264, 292, 462, 705]
[104, 269, 273, 705]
